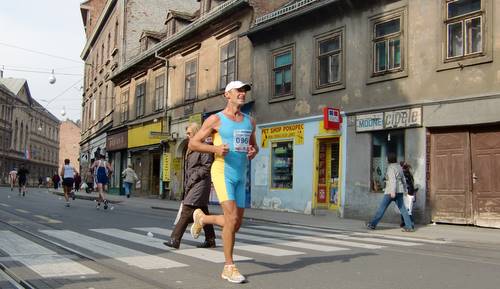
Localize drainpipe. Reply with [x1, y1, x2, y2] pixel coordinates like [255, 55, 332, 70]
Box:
[154, 50, 173, 199]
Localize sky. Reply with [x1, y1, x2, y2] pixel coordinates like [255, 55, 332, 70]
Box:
[0, 0, 86, 122]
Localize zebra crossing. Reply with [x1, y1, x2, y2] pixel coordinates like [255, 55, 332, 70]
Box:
[0, 224, 449, 279]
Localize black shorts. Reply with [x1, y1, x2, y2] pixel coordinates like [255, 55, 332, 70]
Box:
[63, 178, 74, 188]
[18, 178, 27, 186]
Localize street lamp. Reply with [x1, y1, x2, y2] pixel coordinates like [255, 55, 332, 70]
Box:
[48, 69, 56, 84]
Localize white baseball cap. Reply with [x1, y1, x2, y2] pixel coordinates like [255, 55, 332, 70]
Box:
[224, 80, 251, 92]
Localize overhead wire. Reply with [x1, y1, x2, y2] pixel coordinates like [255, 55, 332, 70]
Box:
[0, 41, 83, 64]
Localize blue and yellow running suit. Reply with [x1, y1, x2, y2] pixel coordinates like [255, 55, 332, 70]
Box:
[211, 112, 252, 208]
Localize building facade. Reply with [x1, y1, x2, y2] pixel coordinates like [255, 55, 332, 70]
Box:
[58, 120, 81, 171]
[110, 0, 289, 200]
[80, 0, 198, 195]
[247, 0, 500, 228]
[0, 78, 60, 185]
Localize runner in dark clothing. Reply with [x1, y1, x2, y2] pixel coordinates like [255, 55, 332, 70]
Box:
[17, 165, 29, 197]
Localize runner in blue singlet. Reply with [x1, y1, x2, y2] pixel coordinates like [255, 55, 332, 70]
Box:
[188, 80, 258, 283]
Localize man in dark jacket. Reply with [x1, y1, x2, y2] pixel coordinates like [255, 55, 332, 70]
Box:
[164, 123, 216, 249]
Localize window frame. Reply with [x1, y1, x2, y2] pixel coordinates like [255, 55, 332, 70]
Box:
[313, 27, 345, 94]
[367, 7, 408, 84]
[438, 0, 492, 71]
[154, 73, 165, 111]
[120, 90, 129, 123]
[219, 39, 237, 91]
[270, 44, 295, 102]
[184, 58, 198, 102]
[372, 16, 403, 75]
[135, 82, 146, 118]
[445, 0, 483, 60]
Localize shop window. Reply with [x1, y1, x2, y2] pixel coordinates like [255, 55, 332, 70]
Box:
[271, 140, 293, 189]
[371, 130, 405, 192]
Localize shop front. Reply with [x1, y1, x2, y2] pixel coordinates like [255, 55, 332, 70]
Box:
[344, 107, 425, 222]
[106, 128, 128, 195]
[128, 122, 162, 196]
[251, 112, 345, 214]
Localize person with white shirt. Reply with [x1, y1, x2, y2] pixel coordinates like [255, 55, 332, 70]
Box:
[60, 159, 78, 207]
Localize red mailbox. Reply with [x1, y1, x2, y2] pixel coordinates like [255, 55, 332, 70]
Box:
[323, 107, 342, 130]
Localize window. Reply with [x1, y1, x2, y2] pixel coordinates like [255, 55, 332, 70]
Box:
[154, 74, 165, 111]
[185, 59, 197, 101]
[107, 33, 111, 58]
[446, 0, 482, 59]
[135, 83, 145, 117]
[371, 130, 405, 192]
[272, 47, 293, 98]
[101, 43, 105, 65]
[220, 40, 236, 90]
[373, 17, 402, 74]
[114, 21, 119, 48]
[121, 90, 129, 123]
[316, 30, 343, 89]
[271, 141, 293, 189]
[103, 85, 108, 113]
[92, 98, 96, 121]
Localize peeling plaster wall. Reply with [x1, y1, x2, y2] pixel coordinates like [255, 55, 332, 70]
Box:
[250, 0, 500, 221]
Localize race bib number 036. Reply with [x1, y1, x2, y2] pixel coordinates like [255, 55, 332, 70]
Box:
[233, 129, 252, 152]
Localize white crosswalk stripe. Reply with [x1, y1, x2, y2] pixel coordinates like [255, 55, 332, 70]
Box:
[246, 225, 423, 246]
[93, 228, 252, 263]
[40, 230, 188, 269]
[0, 231, 97, 278]
[134, 227, 304, 257]
[242, 226, 385, 249]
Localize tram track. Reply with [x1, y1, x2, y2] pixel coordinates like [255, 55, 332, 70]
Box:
[0, 208, 175, 289]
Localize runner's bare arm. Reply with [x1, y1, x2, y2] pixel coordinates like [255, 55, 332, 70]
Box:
[189, 114, 228, 156]
[247, 118, 259, 160]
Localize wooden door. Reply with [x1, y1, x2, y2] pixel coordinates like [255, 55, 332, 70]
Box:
[430, 130, 472, 224]
[471, 128, 500, 228]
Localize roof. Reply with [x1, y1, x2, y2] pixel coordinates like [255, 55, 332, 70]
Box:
[0, 77, 26, 95]
[166, 9, 198, 23]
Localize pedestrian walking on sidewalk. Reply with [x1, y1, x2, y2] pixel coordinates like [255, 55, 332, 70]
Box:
[8, 168, 17, 192]
[164, 122, 216, 250]
[188, 81, 258, 283]
[366, 152, 414, 232]
[92, 154, 113, 209]
[84, 169, 94, 193]
[60, 159, 78, 207]
[52, 174, 60, 190]
[397, 161, 418, 228]
[74, 172, 82, 192]
[121, 164, 138, 198]
[17, 164, 29, 197]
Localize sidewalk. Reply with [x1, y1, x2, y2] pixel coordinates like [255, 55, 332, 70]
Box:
[50, 188, 500, 246]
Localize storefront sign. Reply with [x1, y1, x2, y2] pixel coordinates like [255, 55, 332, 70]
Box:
[189, 113, 202, 126]
[128, 122, 162, 148]
[384, 107, 422, 129]
[172, 158, 181, 172]
[162, 153, 171, 181]
[261, 123, 304, 148]
[106, 130, 128, 151]
[356, 113, 384, 132]
[323, 107, 342, 130]
[356, 107, 422, 132]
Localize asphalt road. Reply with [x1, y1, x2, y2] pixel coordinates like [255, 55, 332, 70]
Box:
[0, 187, 499, 289]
